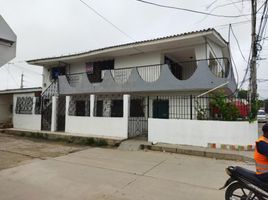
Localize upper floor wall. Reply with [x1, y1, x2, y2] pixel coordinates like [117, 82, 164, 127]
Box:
[42, 40, 231, 90]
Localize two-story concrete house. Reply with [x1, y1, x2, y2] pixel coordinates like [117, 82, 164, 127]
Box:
[10, 28, 256, 147]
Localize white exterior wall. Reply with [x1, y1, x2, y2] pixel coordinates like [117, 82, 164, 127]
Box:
[148, 119, 258, 147]
[0, 94, 12, 123]
[13, 93, 41, 131]
[114, 51, 162, 69]
[195, 44, 206, 60]
[65, 117, 128, 139]
[69, 62, 84, 74]
[65, 95, 128, 139]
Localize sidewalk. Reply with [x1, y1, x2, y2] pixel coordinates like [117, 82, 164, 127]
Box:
[140, 143, 254, 162]
[0, 128, 123, 146]
[1, 128, 255, 162]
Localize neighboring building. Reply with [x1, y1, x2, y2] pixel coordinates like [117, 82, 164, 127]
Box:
[0, 15, 16, 67]
[0, 87, 42, 129]
[7, 28, 256, 147]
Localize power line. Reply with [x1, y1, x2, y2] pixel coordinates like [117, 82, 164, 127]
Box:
[78, 0, 136, 42]
[208, 0, 251, 14]
[10, 63, 43, 76]
[230, 25, 248, 63]
[205, 0, 219, 10]
[3, 65, 20, 88]
[135, 0, 252, 18]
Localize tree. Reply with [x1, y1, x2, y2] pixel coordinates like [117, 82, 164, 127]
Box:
[237, 89, 248, 99]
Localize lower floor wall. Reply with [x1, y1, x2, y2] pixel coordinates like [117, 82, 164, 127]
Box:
[65, 116, 128, 139]
[148, 119, 258, 147]
[13, 114, 41, 130]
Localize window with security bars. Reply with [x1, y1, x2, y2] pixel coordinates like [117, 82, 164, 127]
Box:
[35, 97, 41, 114]
[15, 97, 33, 114]
[130, 99, 145, 117]
[68, 95, 90, 116]
[111, 100, 123, 117]
[95, 100, 103, 117]
[94, 95, 123, 117]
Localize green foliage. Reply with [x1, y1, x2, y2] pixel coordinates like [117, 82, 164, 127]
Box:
[95, 139, 108, 146]
[248, 99, 260, 122]
[237, 89, 248, 99]
[195, 101, 208, 120]
[210, 93, 240, 121]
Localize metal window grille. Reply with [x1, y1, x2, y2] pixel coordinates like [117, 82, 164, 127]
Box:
[94, 94, 123, 117]
[68, 95, 90, 116]
[35, 97, 41, 114]
[15, 97, 33, 114]
[148, 95, 249, 121]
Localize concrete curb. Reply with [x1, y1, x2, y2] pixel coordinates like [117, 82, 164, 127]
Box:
[141, 144, 254, 162]
[0, 129, 122, 147]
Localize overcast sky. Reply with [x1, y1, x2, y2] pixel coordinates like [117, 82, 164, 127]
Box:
[0, 0, 267, 98]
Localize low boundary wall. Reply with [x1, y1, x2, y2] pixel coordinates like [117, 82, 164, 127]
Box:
[148, 119, 258, 147]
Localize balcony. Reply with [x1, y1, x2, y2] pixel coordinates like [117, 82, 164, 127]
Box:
[58, 58, 236, 95]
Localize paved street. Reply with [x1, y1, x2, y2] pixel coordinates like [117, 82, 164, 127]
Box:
[0, 133, 88, 170]
[0, 146, 255, 200]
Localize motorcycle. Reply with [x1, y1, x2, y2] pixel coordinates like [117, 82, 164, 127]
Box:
[220, 166, 268, 200]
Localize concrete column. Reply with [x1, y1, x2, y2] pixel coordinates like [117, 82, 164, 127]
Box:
[123, 94, 130, 119]
[90, 94, 95, 117]
[66, 96, 70, 117]
[32, 97, 36, 115]
[51, 96, 58, 132]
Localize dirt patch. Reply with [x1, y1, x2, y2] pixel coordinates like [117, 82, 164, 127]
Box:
[0, 133, 89, 170]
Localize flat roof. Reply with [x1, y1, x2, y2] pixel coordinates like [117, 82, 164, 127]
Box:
[0, 87, 42, 95]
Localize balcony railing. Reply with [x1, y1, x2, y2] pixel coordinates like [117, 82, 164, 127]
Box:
[65, 58, 230, 88]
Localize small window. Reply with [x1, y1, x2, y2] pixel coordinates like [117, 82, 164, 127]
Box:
[130, 99, 145, 117]
[15, 97, 33, 114]
[111, 100, 123, 117]
[153, 100, 169, 119]
[96, 100, 103, 117]
[75, 101, 86, 116]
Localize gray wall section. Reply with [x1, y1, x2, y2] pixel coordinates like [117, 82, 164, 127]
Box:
[0, 15, 16, 67]
[58, 61, 237, 95]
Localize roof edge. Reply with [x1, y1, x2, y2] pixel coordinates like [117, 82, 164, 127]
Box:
[27, 28, 227, 65]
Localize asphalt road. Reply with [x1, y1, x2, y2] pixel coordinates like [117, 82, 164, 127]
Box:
[0, 147, 255, 200]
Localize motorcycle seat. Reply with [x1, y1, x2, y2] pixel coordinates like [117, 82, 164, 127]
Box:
[234, 166, 268, 192]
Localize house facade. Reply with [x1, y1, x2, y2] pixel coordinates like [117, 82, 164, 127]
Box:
[0, 87, 42, 129]
[0, 15, 16, 67]
[12, 28, 257, 147]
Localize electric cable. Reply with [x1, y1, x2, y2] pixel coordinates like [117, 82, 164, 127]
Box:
[136, 0, 252, 18]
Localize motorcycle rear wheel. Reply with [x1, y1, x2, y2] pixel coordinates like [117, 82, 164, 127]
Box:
[225, 182, 262, 200]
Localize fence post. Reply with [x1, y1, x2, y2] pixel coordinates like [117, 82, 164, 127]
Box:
[51, 96, 58, 132]
[190, 95, 193, 120]
[147, 96, 149, 118]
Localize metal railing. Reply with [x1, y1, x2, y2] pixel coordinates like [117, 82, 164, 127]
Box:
[110, 64, 162, 83]
[148, 95, 249, 121]
[207, 57, 229, 78]
[64, 57, 230, 87]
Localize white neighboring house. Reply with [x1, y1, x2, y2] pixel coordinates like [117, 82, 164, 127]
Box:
[0, 87, 42, 130]
[7, 28, 256, 147]
[0, 15, 16, 67]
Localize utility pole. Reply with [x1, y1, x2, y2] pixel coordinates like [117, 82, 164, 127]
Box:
[20, 73, 24, 89]
[250, 0, 257, 103]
